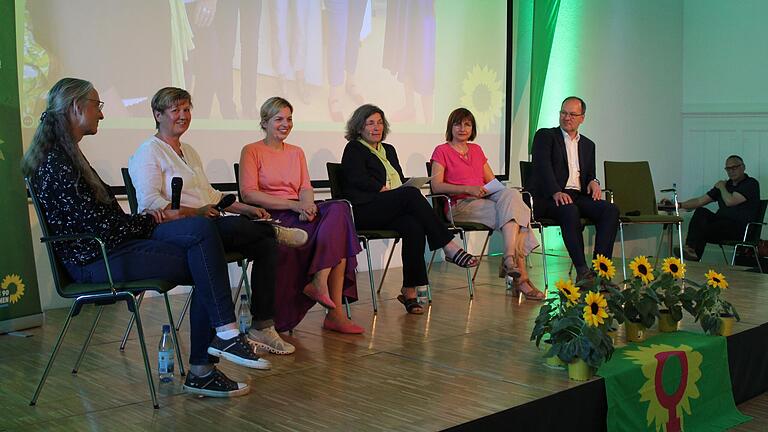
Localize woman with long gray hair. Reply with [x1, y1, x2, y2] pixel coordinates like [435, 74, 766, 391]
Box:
[22, 77, 265, 398]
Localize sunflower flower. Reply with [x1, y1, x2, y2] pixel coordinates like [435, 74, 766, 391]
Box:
[592, 254, 616, 280]
[555, 279, 581, 305]
[705, 269, 728, 289]
[583, 291, 609, 327]
[629, 256, 655, 284]
[661, 257, 686, 279]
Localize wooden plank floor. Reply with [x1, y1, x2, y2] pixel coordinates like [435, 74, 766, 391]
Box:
[1, 254, 766, 431]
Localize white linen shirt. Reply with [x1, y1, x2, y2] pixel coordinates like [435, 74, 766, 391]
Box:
[561, 128, 581, 191]
[128, 136, 222, 212]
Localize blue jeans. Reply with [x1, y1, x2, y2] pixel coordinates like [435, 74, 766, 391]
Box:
[66, 217, 236, 365]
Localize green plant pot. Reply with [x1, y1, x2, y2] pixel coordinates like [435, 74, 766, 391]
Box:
[658, 310, 679, 333]
[544, 352, 566, 369]
[568, 358, 593, 381]
[625, 320, 647, 342]
[718, 315, 736, 336]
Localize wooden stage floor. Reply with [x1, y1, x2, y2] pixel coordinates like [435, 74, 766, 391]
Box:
[1, 254, 767, 431]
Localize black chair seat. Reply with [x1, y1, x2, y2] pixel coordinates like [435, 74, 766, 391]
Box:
[619, 214, 683, 224]
[358, 229, 402, 240]
[59, 279, 176, 298]
[452, 221, 493, 231]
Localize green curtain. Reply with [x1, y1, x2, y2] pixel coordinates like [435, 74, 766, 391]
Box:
[528, 0, 561, 153]
[0, 0, 42, 332]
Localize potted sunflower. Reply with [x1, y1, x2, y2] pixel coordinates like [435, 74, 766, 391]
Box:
[531, 275, 614, 381]
[610, 255, 661, 342]
[530, 279, 582, 369]
[655, 257, 687, 332]
[681, 269, 740, 336]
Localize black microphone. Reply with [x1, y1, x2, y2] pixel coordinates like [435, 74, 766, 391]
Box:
[214, 194, 236, 212]
[171, 177, 183, 210]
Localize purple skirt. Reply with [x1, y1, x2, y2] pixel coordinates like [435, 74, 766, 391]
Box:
[269, 201, 362, 331]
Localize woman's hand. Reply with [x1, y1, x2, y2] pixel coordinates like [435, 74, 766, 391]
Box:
[248, 206, 271, 220]
[464, 185, 489, 197]
[380, 185, 390, 192]
[197, 204, 221, 219]
[296, 201, 317, 222]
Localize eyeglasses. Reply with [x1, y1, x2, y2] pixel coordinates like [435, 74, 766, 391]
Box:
[87, 99, 105, 111]
[724, 164, 743, 172]
[559, 110, 584, 118]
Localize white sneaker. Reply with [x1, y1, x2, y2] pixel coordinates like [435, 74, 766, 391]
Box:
[247, 326, 296, 355]
[273, 225, 308, 248]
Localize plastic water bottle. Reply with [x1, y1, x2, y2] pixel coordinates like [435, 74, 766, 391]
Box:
[158, 324, 174, 383]
[238, 294, 251, 334]
[416, 286, 429, 305]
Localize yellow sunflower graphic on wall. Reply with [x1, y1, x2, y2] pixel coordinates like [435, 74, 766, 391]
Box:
[555, 279, 581, 305]
[629, 256, 655, 284]
[592, 254, 616, 280]
[2, 274, 26, 304]
[583, 292, 609, 327]
[459, 65, 504, 132]
[705, 270, 728, 289]
[662, 257, 686, 279]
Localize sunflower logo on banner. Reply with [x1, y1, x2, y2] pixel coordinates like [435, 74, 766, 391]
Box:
[624, 344, 703, 432]
[1, 274, 26, 306]
[460, 65, 504, 132]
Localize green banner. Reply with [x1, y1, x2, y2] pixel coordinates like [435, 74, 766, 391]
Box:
[0, 0, 42, 332]
[528, 0, 560, 152]
[598, 331, 750, 432]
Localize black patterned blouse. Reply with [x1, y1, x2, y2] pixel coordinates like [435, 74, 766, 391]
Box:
[31, 147, 157, 266]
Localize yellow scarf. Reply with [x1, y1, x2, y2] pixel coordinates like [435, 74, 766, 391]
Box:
[358, 139, 402, 189]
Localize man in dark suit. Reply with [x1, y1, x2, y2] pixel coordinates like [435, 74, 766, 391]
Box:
[526, 96, 619, 280]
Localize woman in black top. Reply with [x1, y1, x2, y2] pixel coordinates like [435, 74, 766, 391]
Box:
[21, 78, 265, 398]
[340, 104, 478, 315]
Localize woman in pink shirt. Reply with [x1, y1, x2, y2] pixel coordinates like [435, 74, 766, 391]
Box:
[239, 97, 364, 333]
[430, 108, 543, 300]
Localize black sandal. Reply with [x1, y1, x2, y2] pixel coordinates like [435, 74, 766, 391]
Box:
[397, 294, 425, 314]
[446, 248, 479, 268]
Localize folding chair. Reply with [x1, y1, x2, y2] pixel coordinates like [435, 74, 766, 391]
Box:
[708, 199, 768, 272]
[27, 178, 183, 409]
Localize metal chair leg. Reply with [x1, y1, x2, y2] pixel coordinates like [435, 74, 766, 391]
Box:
[72, 304, 104, 373]
[163, 293, 185, 377]
[361, 237, 378, 313]
[30, 301, 79, 406]
[539, 226, 549, 291]
[343, 296, 351, 319]
[376, 239, 399, 294]
[427, 250, 437, 275]
[120, 292, 144, 351]
[619, 223, 627, 281]
[676, 222, 685, 267]
[127, 293, 159, 409]
[471, 232, 492, 283]
[175, 288, 194, 331]
[233, 259, 252, 302]
[459, 229, 474, 298]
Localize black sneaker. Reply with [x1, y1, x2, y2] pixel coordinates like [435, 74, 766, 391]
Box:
[207, 334, 272, 370]
[182, 367, 250, 398]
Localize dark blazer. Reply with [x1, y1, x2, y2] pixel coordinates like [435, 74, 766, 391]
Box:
[340, 140, 406, 205]
[526, 127, 598, 198]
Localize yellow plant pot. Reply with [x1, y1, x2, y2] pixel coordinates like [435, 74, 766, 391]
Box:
[625, 321, 647, 342]
[568, 358, 594, 381]
[544, 351, 566, 369]
[718, 316, 736, 336]
[658, 310, 679, 333]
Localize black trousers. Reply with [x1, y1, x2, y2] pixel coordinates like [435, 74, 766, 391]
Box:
[534, 190, 620, 270]
[214, 215, 277, 328]
[353, 187, 454, 287]
[685, 207, 744, 258]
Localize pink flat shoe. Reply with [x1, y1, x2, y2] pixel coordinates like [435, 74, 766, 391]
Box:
[323, 317, 364, 334]
[303, 283, 336, 309]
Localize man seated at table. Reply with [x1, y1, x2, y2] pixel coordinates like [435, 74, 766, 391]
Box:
[670, 155, 761, 261]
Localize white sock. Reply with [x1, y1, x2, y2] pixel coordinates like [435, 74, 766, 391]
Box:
[217, 329, 239, 340]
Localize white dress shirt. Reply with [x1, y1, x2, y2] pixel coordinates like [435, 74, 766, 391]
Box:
[561, 128, 581, 191]
[128, 136, 222, 212]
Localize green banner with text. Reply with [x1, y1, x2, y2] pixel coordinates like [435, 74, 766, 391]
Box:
[598, 331, 750, 432]
[0, 0, 42, 332]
